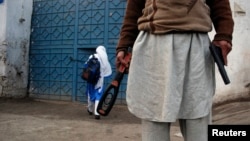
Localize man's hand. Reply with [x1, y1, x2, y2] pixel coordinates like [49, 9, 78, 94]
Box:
[212, 40, 232, 66]
[116, 51, 130, 73]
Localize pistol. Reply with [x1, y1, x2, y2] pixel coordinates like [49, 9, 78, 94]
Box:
[209, 44, 230, 85]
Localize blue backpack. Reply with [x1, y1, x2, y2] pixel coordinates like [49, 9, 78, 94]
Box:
[81, 54, 101, 85]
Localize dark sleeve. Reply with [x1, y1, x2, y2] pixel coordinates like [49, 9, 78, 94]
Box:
[207, 0, 234, 45]
[116, 0, 145, 53]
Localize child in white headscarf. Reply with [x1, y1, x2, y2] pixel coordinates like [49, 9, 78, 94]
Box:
[86, 45, 112, 119]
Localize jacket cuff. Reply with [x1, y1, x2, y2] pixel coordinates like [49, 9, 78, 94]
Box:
[213, 34, 233, 45]
[116, 47, 128, 55]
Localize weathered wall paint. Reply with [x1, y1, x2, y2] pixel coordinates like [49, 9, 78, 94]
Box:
[0, 0, 32, 97]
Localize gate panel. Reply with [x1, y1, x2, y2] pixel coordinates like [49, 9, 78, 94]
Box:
[77, 0, 105, 46]
[75, 0, 127, 103]
[29, 0, 76, 100]
[29, 0, 127, 103]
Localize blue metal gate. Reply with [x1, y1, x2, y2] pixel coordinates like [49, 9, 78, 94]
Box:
[29, 0, 127, 103]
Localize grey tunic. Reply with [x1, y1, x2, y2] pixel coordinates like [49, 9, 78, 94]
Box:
[126, 31, 215, 122]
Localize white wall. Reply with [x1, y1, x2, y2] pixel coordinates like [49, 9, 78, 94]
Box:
[0, 0, 32, 97]
[211, 0, 250, 104]
[0, 1, 7, 94]
[0, 0, 6, 74]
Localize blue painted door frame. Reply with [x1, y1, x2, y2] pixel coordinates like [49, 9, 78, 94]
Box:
[29, 0, 127, 103]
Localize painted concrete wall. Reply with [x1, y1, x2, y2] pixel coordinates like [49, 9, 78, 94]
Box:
[0, 1, 7, 80]
[0, 0, 249, 104]
[0, 0, 32, 97]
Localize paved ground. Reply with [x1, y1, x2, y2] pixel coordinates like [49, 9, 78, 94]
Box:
[0, 98, 249, 141]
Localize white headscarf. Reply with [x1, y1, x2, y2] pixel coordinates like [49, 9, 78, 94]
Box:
[92, 45, 112, 90]
[95, 45, 112, 77]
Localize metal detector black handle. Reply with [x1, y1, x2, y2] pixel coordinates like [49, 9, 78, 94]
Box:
[97, 47, 132, 116]
[97, 71, 124, 116]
